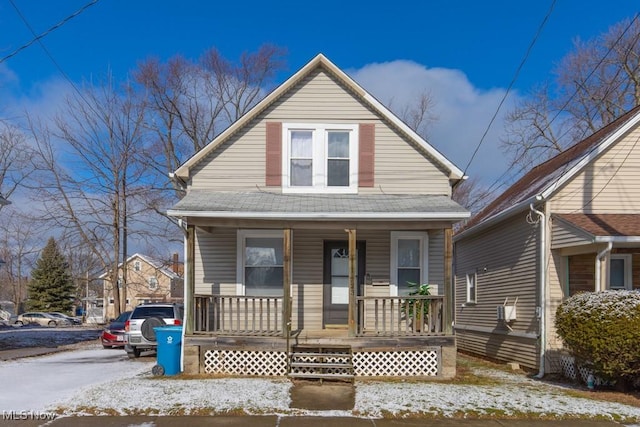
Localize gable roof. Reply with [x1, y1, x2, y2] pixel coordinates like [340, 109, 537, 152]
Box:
[457, 105, 640, 238]
[172, 53, 464, 181]
[99, 253, 181, 280]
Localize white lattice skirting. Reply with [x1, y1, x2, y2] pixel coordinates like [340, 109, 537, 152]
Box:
[203, 349, 440, 377]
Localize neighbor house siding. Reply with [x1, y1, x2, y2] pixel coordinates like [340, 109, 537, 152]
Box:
[188, 68, 451, 195]
[551, 127, 640, 213]
[454, 213, 539, 369]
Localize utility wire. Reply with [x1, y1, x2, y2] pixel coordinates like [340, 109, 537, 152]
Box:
[479, 12, 640, 201]
[462, 0, 556, 176]
[1, 0, 99, 65]
[7, 0, 101, 113]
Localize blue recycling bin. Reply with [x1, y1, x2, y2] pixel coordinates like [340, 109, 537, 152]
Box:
[153, 325, 183, 376]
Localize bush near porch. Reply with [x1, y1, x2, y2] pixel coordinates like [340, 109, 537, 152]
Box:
[555, 290, 640, 390]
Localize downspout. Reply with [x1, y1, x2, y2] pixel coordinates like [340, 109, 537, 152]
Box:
[595, 242, 612, 292]
[529, 203, 546, 378]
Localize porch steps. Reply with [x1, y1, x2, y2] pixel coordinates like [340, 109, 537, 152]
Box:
[288, 345, 354, 382]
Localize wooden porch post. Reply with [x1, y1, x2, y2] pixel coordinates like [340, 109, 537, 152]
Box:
[185, 224, 195, 335]
[444, 227, 453, 335]
[283, 229, 292, 338]
[347, 228, 356, 337]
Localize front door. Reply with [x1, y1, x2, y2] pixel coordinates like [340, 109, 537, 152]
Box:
[323, 240, 366, 327]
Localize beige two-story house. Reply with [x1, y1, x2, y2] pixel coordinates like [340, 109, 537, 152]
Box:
[168, 54, 469, 379]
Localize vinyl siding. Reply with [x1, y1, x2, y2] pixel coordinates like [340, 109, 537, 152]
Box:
[454, 213, 540, 370]
[189, 68, 451, 195]
[551, 127, 640, 213]
[194, 228, 237, 295]
[550, 218, 593, 249]
[193, 226, 446, 329]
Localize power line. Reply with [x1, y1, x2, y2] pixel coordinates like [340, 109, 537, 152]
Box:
[7, 0, 100, 113]
[478, 13, 640, 202]
[1, 0, 99, 65]
[462, 0, 557, 176]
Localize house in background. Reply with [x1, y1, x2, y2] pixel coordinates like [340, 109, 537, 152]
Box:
[168, 54, 469, 379]
[453, 105, 640, 375]
[101, 253, 183, 320]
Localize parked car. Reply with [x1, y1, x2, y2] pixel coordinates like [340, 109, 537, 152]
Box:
[15, 312, 71, 327]
[101, 311, 132, 349]
[48, 312, 82, 325]
[124, 303, 183, 358]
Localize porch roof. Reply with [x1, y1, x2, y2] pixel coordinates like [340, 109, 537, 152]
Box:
[168, 191, 469, 221]
[555, 214, 640, 238]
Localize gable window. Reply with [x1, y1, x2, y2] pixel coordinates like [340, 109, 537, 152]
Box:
[390, 231, 429, 296]
[134, 260, 141, 272]
[466, 272, 477, 303]
[237, 230, 284, 297]
[282, 123, 358, 193]
[148, 277, 159, 291]
[609, 254, 632, 290]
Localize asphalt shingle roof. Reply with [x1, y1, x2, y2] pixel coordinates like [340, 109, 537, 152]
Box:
[555, 214, 640, 237]
[462, 105, 640, 231]
[168, 191, 468, 220]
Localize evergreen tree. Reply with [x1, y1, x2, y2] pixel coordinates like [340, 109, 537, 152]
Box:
[27, 237, 74, 312]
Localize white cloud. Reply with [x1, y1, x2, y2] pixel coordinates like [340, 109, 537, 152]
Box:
[349, 60, 520, 186]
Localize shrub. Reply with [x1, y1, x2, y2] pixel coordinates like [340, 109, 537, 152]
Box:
[555, 290, 640, 385]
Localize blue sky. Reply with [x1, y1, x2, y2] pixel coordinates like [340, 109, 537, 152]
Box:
[1, 0, 638, 187]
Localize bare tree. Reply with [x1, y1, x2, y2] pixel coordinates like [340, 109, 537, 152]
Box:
[502, 16, 640, 169]
[0, 122, 35, 210]
[0, 207, 41, 310]
[134, 45, 287, 193]
[27, 75, 155, 316]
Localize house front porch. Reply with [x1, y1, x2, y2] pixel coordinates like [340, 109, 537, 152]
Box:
[183, 292, 455, 379]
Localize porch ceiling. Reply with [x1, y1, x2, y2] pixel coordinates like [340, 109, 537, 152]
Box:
[168, 191, 469, 222]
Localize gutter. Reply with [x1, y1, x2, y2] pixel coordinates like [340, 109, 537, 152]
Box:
[529, 203, 546, 379]
[595, 242, 613, 292]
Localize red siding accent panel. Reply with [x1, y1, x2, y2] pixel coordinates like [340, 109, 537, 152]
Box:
[359, 123, 375, 187]
[265, 122, 282, 186]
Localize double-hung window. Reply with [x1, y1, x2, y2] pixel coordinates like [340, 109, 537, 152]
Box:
[390, 231, 429, 296]
[283, 123, 358, 193]
[237, 230, 284, 296]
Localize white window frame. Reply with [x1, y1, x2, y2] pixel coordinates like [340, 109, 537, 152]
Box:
[466, 272, 477, 304]
[390, 231, 429, 296]
[281, 123, 359, 194]
[236, 229, 286, 296]
[609, 254, 632, 290]
[133, 260, 141, 271]
[148, 277, 159, 290]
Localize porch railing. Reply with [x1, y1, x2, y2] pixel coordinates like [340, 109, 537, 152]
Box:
[194, 294, 283, 336]
[193, 294, 444, 337]
[356, 295, 444, 336]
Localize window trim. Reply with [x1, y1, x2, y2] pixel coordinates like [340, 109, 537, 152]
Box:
[236, 229, 286, 296]
[389, 231, 429, 296]
[281, 123, 359, 194]
[133, 260, 141, 271]
[466, 272, 477, 304]
[609, 254, 632, 290]
[148, 276, 159, 291]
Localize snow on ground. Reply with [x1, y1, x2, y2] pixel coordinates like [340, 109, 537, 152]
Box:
[0, 345, 153, 412]
[1, 342, 639, 423]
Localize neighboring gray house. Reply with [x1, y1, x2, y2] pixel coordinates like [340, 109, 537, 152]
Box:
[168, 54, 469, 379]
[454, 105, 640, 375]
